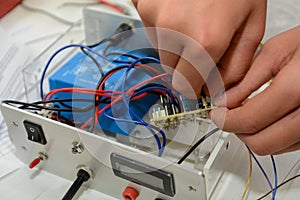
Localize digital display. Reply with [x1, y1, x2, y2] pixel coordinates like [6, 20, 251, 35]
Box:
[119, 164, 165, 190]
[110, 153, 175, 197]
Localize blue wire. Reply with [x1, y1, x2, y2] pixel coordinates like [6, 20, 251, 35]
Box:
[246, 146, 274, 196]
[103, 109, 165, 156]
[119, 58, 169, 156]
[130, 86, 170, 155]
[119, 57, 167, 156]
[121, 57, 161, 122]
[147, 124, 166, 156]
[40, 43, 131, 99]
[42, 45, 166, 155]
[271, 155, 278, 200]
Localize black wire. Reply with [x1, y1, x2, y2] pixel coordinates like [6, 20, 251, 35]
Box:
[90, 65, 170, 132]
[80, 38, 115, 77]
[2, 99, 109, 113]
[87, 38, 115, 49]
[82, 51, 104, 76]
[257, 174, 300, 200]
[105, 51, 139, 60]
[89, 65, 128, 132]
[177, 128, 220, 164]
[62, 169, 91, 200]
[96, 65, 129, 91]
[102, 42, 113, 56]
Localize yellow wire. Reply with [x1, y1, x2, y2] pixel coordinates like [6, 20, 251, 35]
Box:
[241, 151, 253, 200]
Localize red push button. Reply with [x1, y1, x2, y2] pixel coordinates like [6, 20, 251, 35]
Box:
[122, 187, 139, 200]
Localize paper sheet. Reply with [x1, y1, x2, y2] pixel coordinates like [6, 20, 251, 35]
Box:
[0, 26, 32, 156]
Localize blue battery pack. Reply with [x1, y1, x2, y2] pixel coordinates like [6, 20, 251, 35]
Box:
[48, 47, 160, 135]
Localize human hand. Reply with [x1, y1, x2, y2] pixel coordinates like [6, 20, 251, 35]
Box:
[212, 26, 300, 155]
[132, 0, 267, 98]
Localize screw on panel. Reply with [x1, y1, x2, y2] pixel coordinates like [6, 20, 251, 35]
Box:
[72, 141, 84, 154]
[12, 122, 18, 127]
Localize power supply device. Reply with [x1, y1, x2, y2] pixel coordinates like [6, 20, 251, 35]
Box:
[2, 5, 299, 200]
[48, 46, 159, 136]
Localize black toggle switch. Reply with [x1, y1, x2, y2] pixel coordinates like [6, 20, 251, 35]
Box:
[23, 120, 47, 145]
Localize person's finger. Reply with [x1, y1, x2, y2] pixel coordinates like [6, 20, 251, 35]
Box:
[131, 0, 138, 8]
[206, 2, 267, 96]
[213, 45, 274, 108]
[171, 57, 205, 98]
[211, 63, 300, 133]
[156, 28, 183, 74]
[235, 107, 300, 156]
[215, 26, 300, 108]
[133, 0, 158, 25]
[218, 2, 267, 87]
[169, 13, 238, 98]
[132, 0, 159, 49]
[143, 26, 159, 51]
[171, 42, 218, 98]
[274, 141, 300, 155]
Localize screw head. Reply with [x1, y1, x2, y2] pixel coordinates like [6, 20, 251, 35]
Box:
[72, 141, 84, 154]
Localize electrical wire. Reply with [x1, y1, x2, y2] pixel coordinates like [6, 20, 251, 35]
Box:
[246, 146, 276, 200]
[88, 55, 171, 133]
[271, 155, 278, 200]
[90, 63, 172, 133]
[90, 63, 168, 132]
[43, 88, 118, 102]
[21, 2, 77, 26]
[106, 51, 139, 60]
[79, 73, 169, 129]
[79, 38, 115, 77]
[283, 159, 300, 183]
[102, 84, 173, 156]
[97, 0, 127, 14]
[40, 43, 133, 100]
[177, 128, 220, 164]
[241, 151, 253, 200]
[40, 43, 154, 100]
[118, 57, 168, 156]
[103, 110, 163, 156]
[257, 174, 300, 200]
[60, 1, 99, 7]
[2, 99, 97, 113]
[83, 51, 105, 77]
[121, 57, 161, 122]
[38, 39, 170, 156]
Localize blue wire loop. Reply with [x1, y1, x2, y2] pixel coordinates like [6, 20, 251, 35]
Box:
[103, 109, 165, 156]
[40, 44, 131, 100]
[121, 57, 161, 121]
[120, 57, 167, 156]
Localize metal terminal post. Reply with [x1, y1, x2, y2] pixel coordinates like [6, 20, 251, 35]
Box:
[72, 141, 84, 154]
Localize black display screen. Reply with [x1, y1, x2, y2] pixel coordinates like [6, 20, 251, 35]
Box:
[110, 153, 176, 197]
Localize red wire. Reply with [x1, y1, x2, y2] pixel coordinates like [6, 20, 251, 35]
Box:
[97, 0, 125, 14]
[97, 63, 171, 90]
[80, 73, 169, 129]
[44, 88, 119, 101]
[44, 62, 171, 130]
[135, 63, 173, 88]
